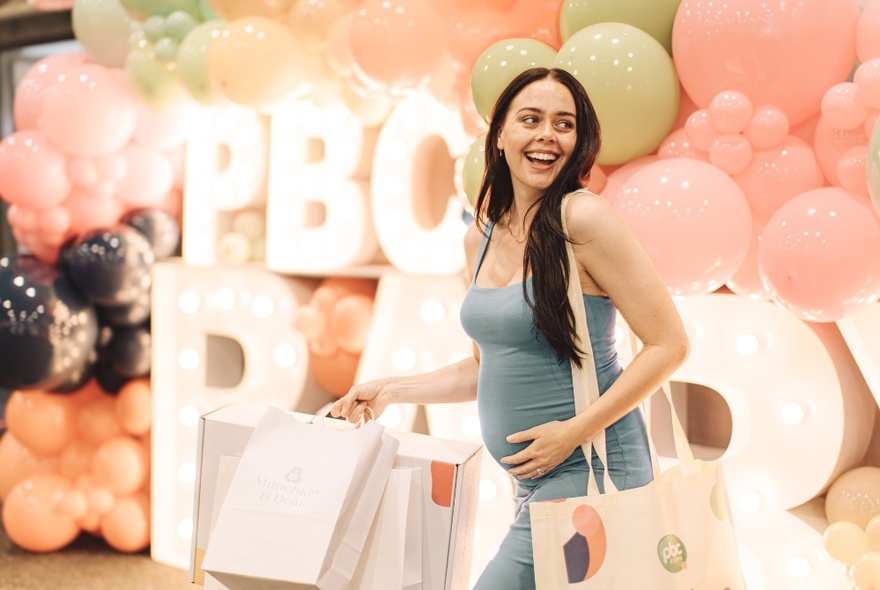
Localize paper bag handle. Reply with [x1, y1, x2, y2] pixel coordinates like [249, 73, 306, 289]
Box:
[560, 192, 692, 496]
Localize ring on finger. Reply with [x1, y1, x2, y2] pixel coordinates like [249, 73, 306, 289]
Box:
[536, 467, 545, 476]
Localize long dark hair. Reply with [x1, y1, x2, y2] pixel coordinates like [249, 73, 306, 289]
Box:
[472, 67, 601, 367]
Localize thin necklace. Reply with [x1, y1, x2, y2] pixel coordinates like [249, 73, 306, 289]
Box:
[506, 210, 527, 244]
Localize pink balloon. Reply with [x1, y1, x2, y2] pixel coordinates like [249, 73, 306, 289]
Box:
[2, 473, 80, 552]
[726, 222, 771, 299]
[708, 133, 753, 176]
[40, 63, 138, 157]
[329, 294, 374, 354]
[0, 130, 71, 209]
[857, 0, 880, 63]
[78, 396, 124, 446]
[856, 59, 880, 110]
[838, 145, 871, 199]
[744, 106, 790, 149]
[132, 102, 189, 151]
[672, 0, 859, 126]
[13, 53, 87, 131]
[115, 144, 174, 207]
[37, 206, 73, 246]
[58, 439, 97, 481]
[615, 157, 752, 296]
[64, 188, 125, 236]
[599, 155, 659, 203]
[657, 127, 710, 161]
[813, 117, 869, 186]
[348, 0, 449, 91]
[733, 136, 824, 224]
[822, 82, 870, 132]
[708, 90, 754, 134]
[684, 109, 718, 151]
[115, 378, 152, 437]
[0, 432, 58, 500]
[759, 187, 880, 322]
[5, 390, 79, 457]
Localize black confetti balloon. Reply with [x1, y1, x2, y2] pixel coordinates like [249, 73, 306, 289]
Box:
[0, 253, 99, 391]
[65, 226, 155, 307]
[121, 208, 181, 260]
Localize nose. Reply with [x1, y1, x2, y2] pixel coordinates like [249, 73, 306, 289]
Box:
[536, 120, 555, 141]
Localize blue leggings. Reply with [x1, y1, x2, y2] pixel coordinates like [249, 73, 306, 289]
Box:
[472, 409, 653, 590]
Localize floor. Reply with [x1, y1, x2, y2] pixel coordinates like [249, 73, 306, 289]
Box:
[0, 522, 193, 590]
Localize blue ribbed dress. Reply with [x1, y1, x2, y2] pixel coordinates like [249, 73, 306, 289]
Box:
[460, 222, 652, 589]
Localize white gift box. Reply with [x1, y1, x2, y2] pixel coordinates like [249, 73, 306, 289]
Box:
[189, 401, 483, 590]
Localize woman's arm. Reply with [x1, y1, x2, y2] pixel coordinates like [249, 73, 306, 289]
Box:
[503, 192, 689, 478]
[330, 221, 486, 423]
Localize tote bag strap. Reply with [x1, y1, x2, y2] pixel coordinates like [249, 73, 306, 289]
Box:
[560, 192, 693, 497]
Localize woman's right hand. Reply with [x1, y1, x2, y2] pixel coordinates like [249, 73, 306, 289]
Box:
[330, 378, 393, 424]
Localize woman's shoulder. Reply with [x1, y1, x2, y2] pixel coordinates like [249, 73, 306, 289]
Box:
[563, 189, 617, 235]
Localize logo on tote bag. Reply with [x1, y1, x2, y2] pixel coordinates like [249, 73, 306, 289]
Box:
[657, 534, 688, 573]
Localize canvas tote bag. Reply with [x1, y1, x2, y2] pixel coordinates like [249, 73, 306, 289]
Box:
[202, 406, 399, 590]
[529, 193, 746, 589]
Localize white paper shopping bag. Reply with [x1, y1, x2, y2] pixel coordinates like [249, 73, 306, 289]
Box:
[202, 406, 399, 590]
[351, 467, 423, 590]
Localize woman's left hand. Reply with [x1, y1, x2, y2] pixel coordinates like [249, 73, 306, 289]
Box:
[500, 420, 581, 479]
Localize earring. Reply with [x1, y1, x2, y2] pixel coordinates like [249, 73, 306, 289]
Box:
[500, 149, 504, 157]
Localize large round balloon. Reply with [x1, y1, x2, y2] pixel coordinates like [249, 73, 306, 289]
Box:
[615, 157, 752, 296]
[0, 254, 99, 391]
[559, 0, 680, 54]
[759, 187, 880, 322]
[554, 22, 679, 165]
[0, 130, 71, 210]
[470, 38, 557, 122]
[176, 19, 226, 105]
[672, 0, 859, 126]
[72, 0, 136, 67]
[64, 226, 156, 307]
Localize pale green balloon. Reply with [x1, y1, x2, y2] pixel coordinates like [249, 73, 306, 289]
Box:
[554, 22, 679, 166]
[461, 135, 487, 209]
[176, 20, 226, 105]
[470, 38, 558, 122]
[559, 0, 682, 54]
[72, 0, 136, 68]
[126, 43, 189, 110]
[868, 115, 880, 217]
[120, 0, 201, 20]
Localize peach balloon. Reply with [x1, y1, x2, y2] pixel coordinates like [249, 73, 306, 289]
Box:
[615, 157, 752, 296]
[867, 515, 880, 553]
[329, 294, 374, 354]
[91, 435, 149, 495]
[684, 109, 718, 152]
[672, 0, 859, 126]
[287, 0, 347, 55]
[856, 59, 880, 110]
[599, 155, 659, 204]
[852, 552, 880, 590]
[744, 106, 790, 149]
[827, 467, 880, 529]
[823, 520, 868, 567]
[816, 119, 870, 188]
[0, 130, 71, 209]
[656, 128, 709, 161]
[78, 396, 124, 445]
[209, 0, 294, 20]
[348, 0, 449, 92]
[0, 431, 59, 500]
[115, 378, 152, 436]
[5, 390, 79, 456]
[760, 189, 880, 322]
[838, 145, 871, 200]
[115, 144, 174, 207]
[58, 439, 97, 481]
[311, 348, 359, 397]
[40, 63, 138, 157]
[708, 133, 753, 176]
[732, 136, 824, 224]
[725, 223, 771, 300]
[132, 102, 189, 151]
[101, 492, 150, 553]
[64, 188, 126, 236]
[2, 473, 80, 553]
[822, 82, 871, 132]
[208, 17, 308, 109]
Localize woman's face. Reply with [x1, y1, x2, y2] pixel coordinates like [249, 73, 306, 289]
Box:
[496, 78, 577, 201]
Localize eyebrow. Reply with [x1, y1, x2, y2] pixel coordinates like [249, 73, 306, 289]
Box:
[516, 107, 577, 118]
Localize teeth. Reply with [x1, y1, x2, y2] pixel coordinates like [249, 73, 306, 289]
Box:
[527, 152, 557, 162]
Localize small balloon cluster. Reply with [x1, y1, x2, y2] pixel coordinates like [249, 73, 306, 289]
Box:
[294, 277, 376, 397]
[0, 378, 153, 553]
[823, 466, 880, 589]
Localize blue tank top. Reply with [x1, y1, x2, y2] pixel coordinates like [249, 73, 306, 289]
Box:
[459, 222, 622, 487]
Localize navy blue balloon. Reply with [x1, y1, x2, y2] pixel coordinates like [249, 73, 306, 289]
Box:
[96, 289, 152, 328]
[65, 226, 155, 307]
[106, 324, 152, 378]
[0, 253, 99, 391]
[93, 359, 130, 395]
[121, 208, 181, 260]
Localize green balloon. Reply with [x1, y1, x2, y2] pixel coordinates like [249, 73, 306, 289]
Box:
[165, 10, 199, 40]
[125, 43, 188, 110]
[554, 22, 679, 166]
[72, 0, 135, 68]
[120, 0, 201, 20]
[461, 135, 487, 209]
[559, 0, 682, 54]
[470, 38, 558, 122]
[176, 20, 226, 105]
